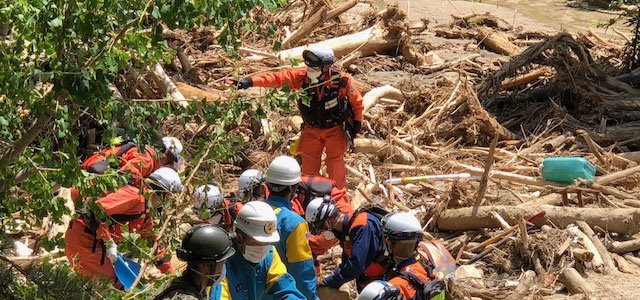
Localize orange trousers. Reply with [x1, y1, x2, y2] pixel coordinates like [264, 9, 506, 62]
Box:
[64, 220, 119, 286]
[299, 125, 348, 189]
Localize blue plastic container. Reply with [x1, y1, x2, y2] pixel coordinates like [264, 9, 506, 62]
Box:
[541, 157, 596, 184]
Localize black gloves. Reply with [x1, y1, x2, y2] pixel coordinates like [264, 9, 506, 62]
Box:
[353, 120, 362, 135]
[226, 77, 253, 89]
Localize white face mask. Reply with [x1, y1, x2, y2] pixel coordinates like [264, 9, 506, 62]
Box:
[306, 68, 322, 80]
[243, 245, 270, 263]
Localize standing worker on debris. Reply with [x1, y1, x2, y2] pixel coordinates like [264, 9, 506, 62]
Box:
[154, 224, 235, 300]
[65, 167, 182, 286]
[263, 156, 318, 300]
[305, 198, 387, 291]
[210, 201, 305, 300]
[381, 212, 444, 300]
[228, 45, 364, 189]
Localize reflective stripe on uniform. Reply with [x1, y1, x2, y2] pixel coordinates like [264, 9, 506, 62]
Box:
[324, 98, 338, 110]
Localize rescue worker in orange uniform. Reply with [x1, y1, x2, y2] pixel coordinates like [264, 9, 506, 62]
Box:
[229, 45, 364, 189]
[64, 167, 182, 286]
[81, 137, 183, 183]
[305, 198, 385, 291]
[380, 212, 437, 300]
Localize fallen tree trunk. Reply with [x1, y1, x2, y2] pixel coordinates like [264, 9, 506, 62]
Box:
[558, 268, 595, 299]
[500, 67, 551, 90]
[437, 205, 640, 235]
[149, 63, 189, 107]
[596, 165, 640, 186]
[247, 23, 401, 62]
[282, 0, 358, 48]
[576, 221, 616, 274]
[362, 85, 404, 114]
[611, 253, 635, 273]
[354, 138, 415, 165]
[476, 27, 521, 56]
[618, 151, 640, 162]
[505, 270, 536, 300]
[573, 227, 604, 269]
[572, 248, 594, 262]
[609, 238, 640, 254]
[175, 82, 227, 102]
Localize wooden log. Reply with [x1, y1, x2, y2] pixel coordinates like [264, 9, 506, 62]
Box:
[558, 267, 595, 298]
[542, 132, 572, 152]
[572, 227, 604, 268]
[282, 7, 328, 48]
[624, 199, 640, 208]
[500, 67, 551, 90]
[576, 221, 616, 274]
[148, 63, 188, 107]
[437, 205, 640, 235]
[473, 134, 499, 208]
[505, 270, 536, 300]
[609, 238, 640, 254]
[354, 138, 415, 165]
[618, 151, 640, 162]
[475, 27, 521, 56]
[596, 165, 640, 186]
[624, 254, 640, 267]
[572, 248, 594, 262]
[248, 23, 401, 62]
[362, 85, 404, 114]
[175, 82, 227, 102]
[517, 193, 563, 207]
[491, 212, 511, 230]
[611, 252, 636, 273]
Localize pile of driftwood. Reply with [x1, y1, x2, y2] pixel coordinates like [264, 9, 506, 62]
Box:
[6, 1, 640, 299]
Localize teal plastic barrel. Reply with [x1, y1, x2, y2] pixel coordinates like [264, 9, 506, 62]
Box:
[541, 157, 595, 184]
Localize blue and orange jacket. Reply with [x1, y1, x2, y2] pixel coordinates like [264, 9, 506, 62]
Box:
[325, 212, 383, 288]
[211, 245, 305, 300]
[264, 195, 318, 300]
[386, 256, 431, 300]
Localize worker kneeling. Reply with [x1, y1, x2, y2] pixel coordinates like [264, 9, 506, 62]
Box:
[154, 224, 235, 300]
[381, 212, 445, 300]
[305, 198, 385, 291]
[211, 201, 305, 300]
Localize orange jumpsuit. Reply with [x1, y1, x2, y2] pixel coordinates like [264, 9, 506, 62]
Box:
[251, 67, 364, 188]
[82, 142, 163, 183]
[386, 257, 431, 300]
[64, 185, 156, 284]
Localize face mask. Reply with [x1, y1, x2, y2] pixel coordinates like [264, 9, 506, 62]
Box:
[306, 68, 322, 80]
[243, 245, 270, 263]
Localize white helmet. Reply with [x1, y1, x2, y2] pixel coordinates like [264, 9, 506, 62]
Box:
[304, 196, 336, 235]
[161, 136, 183, 163]
[382, 212, 423, 241]
[358, 280, 402, 300]
[149, 167, 183, 192]
[303, 45, 335, 67]
[193, 184, 224, 210]
[237, 169, 264, 201]
[265, 156, 301, 187]
[234, 201, 280, 243]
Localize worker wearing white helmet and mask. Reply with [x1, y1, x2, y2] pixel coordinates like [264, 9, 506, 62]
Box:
[381, 212, 445, 300]
[65, 167, 183, 285]
[210, 201, 305, 300]
[227, 45, 365, 189]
